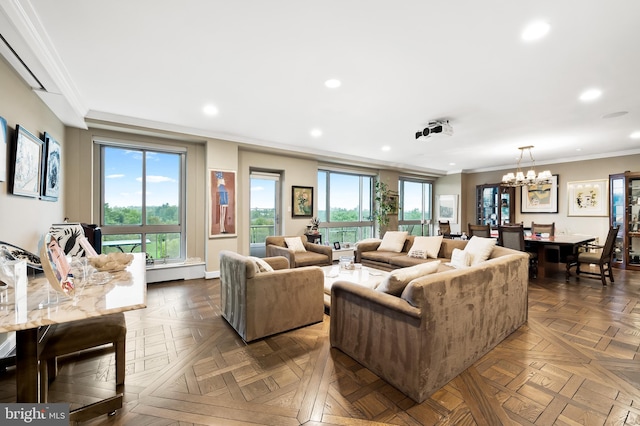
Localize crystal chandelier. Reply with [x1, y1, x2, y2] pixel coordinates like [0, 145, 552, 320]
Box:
[501, 146, 552, 187]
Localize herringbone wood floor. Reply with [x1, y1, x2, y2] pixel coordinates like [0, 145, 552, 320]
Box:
[1, 264, 640, 425]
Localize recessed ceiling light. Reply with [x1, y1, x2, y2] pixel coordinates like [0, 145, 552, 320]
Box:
[522, 21, 550, 41]
[381, 145, 391, 151]
[576, 148, 582, 151]
[579, 88, 602, 102]
[602, 111, 628, 119]
[203, 104, 218, 116]
[630, 131, 640, 140]
[310, 128, 322, 138]
[324, 79, 341, 89]
[449, 163, 456, 166]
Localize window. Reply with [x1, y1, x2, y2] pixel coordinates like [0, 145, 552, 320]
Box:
[398, 178, 433, 236]
[318, 170, 374, 244]
[99, 143, 185, 262]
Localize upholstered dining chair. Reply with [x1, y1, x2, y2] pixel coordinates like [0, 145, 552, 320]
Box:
[468, 223, 491, 238]
[498, 224, 537, 277]
[437, 221, 451, 237]
[39, 313, 127, 421]
[531, 221, 559, 262]
[566, 226, 619, 286]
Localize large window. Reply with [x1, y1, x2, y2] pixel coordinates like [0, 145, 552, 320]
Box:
[398, 178, 433, 236]
[99, 143, 185, 262]
[318, 170, 374, 244]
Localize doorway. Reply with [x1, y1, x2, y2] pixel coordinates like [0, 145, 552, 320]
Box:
[249, 171, 281, 257]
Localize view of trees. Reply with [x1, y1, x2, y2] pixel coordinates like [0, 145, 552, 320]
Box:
[104, 203, 179, 225]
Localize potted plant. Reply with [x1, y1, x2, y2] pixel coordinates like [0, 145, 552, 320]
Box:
[373, 179, 397, 235]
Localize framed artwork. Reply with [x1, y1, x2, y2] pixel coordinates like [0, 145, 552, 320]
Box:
[567, 179, 608, 217]
[11, 125, 43, 198]
[333, 241, 341, 250]
[40, 132, 61, 201]
[292, 185, 313, 217]
[209, 169, 237, 238]
[0, 116, 7, 182]
[437, 194, 458, 223]
[521, 175, 559, 213]
[386, 191, 399, 215]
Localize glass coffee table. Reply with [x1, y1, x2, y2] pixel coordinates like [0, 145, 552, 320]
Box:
[321, 264, 389, 309]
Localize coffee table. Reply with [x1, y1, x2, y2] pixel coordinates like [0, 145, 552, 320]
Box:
[321, 265, 389, 309]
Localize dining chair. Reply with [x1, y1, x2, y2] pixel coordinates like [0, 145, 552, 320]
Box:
[468, 223, 491, 238]
[39, 313, 127, 421]
[438, 221, 451, 237]
[498, 224, 537, 277]
[566, 226, 619, 286]
[531, 221, 559, 262]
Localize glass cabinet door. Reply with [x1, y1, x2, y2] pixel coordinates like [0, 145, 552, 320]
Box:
[629, 177, 640, 266]
[610, 175, 624, 265]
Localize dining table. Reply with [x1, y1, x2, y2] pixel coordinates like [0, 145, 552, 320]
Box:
[524, 234, 596, 278]
[0, 252, 147, 407]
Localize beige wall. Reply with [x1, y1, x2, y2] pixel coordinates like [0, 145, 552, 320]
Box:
[0, 57, 65, 253]
[463, 156, 640, 243]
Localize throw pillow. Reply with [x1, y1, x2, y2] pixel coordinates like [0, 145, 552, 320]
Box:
[284, 236, 307, 253]
[376, 261, 441, 295]
[407, 236, 443, 259]
[377, 231, 408, 253]
[463, 236, 496, 266]
[247, 256, 274, 273]
[49, 224, 86, 257]
[448, 248, 471, 268]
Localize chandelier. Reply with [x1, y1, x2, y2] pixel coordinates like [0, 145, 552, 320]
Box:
[501, 146, 552, 187]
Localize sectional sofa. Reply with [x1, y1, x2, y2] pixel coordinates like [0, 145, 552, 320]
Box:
[331, 234, 529, 403]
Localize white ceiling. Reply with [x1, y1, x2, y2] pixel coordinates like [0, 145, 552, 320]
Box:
[2, 0, 640, 176]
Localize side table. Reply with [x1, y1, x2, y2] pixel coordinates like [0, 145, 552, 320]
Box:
[304, 233, 322, 244]
[332, 247, 355, 262]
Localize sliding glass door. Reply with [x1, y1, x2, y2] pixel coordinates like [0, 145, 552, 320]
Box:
[249, 171, 281, 257]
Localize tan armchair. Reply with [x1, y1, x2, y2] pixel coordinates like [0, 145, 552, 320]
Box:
[265, 235, 332, 267]
[219, 250, 324, 342]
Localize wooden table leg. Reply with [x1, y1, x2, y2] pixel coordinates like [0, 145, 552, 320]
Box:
[536, 245, 548, 278]
[16, 328, 40, 402]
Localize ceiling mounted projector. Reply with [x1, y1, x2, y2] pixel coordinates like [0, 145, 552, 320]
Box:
[415, 120, 453, 139]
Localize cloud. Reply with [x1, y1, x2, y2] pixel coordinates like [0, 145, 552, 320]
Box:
[107, 174, 125, 179]
[251, 186, 265, 192]
[136, 175, 176, 183]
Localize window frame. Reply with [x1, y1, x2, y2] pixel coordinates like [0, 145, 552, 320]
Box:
[398, 177, 434, 236]
[95, 139, 187, 261]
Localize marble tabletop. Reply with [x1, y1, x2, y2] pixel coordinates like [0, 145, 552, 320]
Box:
[0, 252, 147, 333]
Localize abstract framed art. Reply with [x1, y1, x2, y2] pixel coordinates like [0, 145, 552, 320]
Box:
[521, 175, 559, 213]
[292, 185, 313, 217]
[437, 194, 458, 224]
[209, 169, 237, 238]
[12, 125, 43, 198]
[40, 132, 61, 201]
[567, 179, 608, 217]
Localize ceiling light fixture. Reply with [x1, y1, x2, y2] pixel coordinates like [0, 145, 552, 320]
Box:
[310, 128, 322, 138]
[522, 21, 550, 41]
[381, 145, 391, 151]
[324, 79, 341, 89]
[630, 131, 640, 140]
[579, 88, 602, 102]
[501, 146, 552, 187]
[203, 104, 218, 116]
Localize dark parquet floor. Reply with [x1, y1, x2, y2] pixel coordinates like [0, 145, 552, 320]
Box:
[1, 263, 640, 425]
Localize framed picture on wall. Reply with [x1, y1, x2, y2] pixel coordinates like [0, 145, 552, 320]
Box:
[567, 179, 608, 217]
[11, 125, 44, 198]
[437, 194, 458, 224]
[521, 175, 559, 213]
[40, 132, 61, 201]
[209, 169, 237, 238]
[0, 116, 7, 182]
[292, 185, 313, 217]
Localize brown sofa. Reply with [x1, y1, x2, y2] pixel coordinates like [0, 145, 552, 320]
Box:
[220, 250, 324, 342]
[356, 236, 468, 271]
[265, 235, 333, 267]
[330, 244, 529, 403]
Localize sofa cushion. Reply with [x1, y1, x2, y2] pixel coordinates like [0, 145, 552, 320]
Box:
[448, 248, 471, 268]
[294, 251, 328, 267]
[284, 236, 307, 253]
[377, 231, 408, 253]
[389, 255, 440, 268]
[463, 236, 496, 265]
[407, 236, 443, 259]
[248, 256, 275, 273]
[376, 261, 440, 295]
[361, 250, 399, 264]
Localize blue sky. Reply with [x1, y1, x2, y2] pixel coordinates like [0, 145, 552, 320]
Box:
[104, 148, 179, 207]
